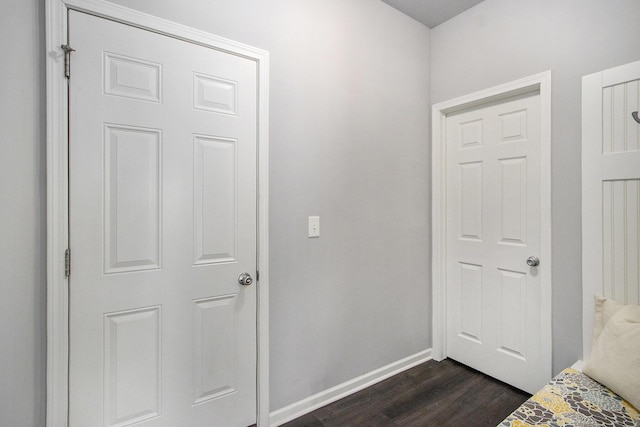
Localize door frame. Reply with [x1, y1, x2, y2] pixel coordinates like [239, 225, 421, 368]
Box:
[431, 72, 552, 376]
[45, 1, 270, 425]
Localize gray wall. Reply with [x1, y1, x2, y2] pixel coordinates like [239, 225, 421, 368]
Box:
[0, 0, 47, 426]
[431, 0, 640, 373]
[0, 0, 431, 423]
[7, 0, 637, 424]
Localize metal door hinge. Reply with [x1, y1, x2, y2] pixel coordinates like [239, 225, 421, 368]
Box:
[65, 248, 71, 277]
[61, 44, 75, 79]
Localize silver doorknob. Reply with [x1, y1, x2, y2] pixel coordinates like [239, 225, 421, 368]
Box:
[526, 256, 540, 267]
[238, 272, 254, 286]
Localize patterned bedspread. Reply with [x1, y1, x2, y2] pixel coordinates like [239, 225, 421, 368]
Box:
[499, 368, 639, 427]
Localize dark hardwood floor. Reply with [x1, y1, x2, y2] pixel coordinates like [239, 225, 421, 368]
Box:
[282, 358, 530, 427]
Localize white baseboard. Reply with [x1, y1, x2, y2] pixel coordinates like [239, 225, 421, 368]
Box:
[269, 349, 433, 427]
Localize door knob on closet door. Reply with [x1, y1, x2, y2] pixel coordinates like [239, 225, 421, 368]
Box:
[526, 256, 540, 267]
[238, 272, 254, 286]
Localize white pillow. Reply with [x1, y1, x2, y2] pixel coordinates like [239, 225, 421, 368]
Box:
[591, 295, 623, 345]
[583, 301, 640, 410]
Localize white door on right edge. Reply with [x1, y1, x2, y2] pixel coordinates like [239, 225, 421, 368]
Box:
[582, 60, 640, 358]
[445, 90, 545, 394]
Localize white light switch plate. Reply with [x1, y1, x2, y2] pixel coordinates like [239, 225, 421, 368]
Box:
[308, 216, 320, 238]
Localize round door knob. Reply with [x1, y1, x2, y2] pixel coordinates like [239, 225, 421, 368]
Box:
[526, 256, 540, 267]
[238, 272, 254, 286]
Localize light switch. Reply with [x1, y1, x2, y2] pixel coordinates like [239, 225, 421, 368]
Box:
[308, 216, 320, 238]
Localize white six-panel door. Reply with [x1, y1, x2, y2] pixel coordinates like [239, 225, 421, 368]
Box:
[68, 10, 257, 426]
[445, 90, 546, 394]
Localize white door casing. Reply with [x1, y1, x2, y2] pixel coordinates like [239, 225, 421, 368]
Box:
[45, 1, 270, 426]
[432, 72, 552, 394]
[582, 60, 640, 360]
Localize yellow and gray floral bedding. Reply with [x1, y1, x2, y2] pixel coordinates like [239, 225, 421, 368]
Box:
[499, 368, 639, 427]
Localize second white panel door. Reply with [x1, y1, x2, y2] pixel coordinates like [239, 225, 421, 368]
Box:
[445, 90, 545, 394]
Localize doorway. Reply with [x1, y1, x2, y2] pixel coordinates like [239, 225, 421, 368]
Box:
[432, 72, 552, 394]
[46, 1, 270, 425]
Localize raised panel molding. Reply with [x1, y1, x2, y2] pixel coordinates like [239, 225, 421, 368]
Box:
[498, 157, 527, 245]
[498, 109, 527, 143]
[104, 52, 162, 103]
[459, 162, 483, 241]
[497, 269, 526, 361]
[193, 72, 238, 115]
[104, 124, 162, 274]
[459, 119, 483, 148]
[193, 295, 237, 404]
[193, 134, 237, 265]
[459, 262, 483, 343]
[104, 306, 162, 427]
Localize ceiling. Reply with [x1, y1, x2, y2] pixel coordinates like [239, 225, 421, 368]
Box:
[380, 0, 485, 28]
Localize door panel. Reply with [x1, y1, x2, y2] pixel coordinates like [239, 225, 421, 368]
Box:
[104, 124, 162, 273]
[68, 10, 257, 427]
[104, 306, 162, 426]
[193, 134, 238, 265]
[445, 91, 544, 393]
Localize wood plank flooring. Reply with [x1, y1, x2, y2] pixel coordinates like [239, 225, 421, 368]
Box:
[281, 358, 530, 427]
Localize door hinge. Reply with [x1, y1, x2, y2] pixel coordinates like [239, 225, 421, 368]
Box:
[61, 44, 75, 79]
[256, 270, 260, 282]
[65, 248, 71, 277]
